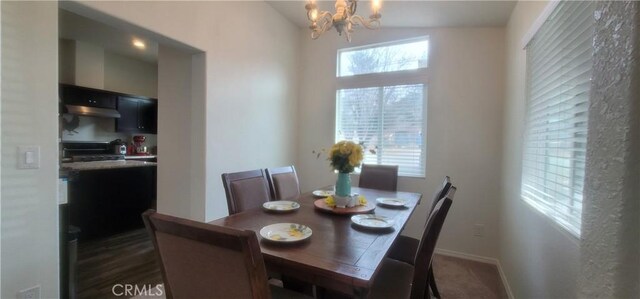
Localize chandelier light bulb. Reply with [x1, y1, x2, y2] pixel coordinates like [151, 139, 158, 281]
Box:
[372, 0, 381, 14]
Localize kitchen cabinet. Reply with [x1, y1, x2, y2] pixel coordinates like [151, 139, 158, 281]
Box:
[115, 96, 157, 134]
[60, 84, 116, 109]
[68, 166, 157, 240]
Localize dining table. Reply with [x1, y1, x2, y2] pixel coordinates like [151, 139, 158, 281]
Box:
[208, 186, 422, 298]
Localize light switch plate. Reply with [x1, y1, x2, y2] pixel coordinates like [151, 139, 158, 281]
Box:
[17, 146, 40, 169]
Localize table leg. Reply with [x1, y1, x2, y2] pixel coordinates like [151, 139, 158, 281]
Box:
[353, 286, 370, 299]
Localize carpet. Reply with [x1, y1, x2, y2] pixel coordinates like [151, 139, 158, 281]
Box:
[432, 254, 508, 298]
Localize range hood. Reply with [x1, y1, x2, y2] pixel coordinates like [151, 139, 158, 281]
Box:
[65, 105, 121, 118]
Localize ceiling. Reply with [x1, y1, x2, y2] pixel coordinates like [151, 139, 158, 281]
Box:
[59, 9, 159, 63]
[59, 1, 516, 63]
[266, 1, 517, 28]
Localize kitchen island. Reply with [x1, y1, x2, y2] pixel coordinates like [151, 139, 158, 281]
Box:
[66, 164, 157, 240]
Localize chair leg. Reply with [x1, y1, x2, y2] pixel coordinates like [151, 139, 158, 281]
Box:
[428, 266, 441, 298]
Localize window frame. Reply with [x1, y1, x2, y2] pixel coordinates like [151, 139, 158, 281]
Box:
[335, 36, 429, 178]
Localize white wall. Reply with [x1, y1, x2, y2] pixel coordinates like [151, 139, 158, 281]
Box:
[0, 2, 3, 294]
[499, 1, 581, 298]
[59, 39, 75, 84]
[1, 1, 59, 298]
[70, 1, 300, 221]
[156, 45, 205, 220]
[578, 1, 640, 296]
[296, 27, 505, 258]
[74, 40, 104, 89]
[104, 51, 157, 98]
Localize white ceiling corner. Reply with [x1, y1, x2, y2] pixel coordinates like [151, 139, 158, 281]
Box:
[266, 0, 517, 28]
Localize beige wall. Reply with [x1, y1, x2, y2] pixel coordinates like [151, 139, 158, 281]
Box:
[104, 51, 157, 98]
[156, 45, 205, 220]
[1, 1, 59, 297]
[499, 1, 581, 298]
[72, 1, 301, 221]
[296, 27, 505, 258]
[74, 40, 104, 89]
[0, 2, 3, 295]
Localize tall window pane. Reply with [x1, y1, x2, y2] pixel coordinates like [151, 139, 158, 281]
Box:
[336, 84, 425, 177]
[336, 37, 428, 177]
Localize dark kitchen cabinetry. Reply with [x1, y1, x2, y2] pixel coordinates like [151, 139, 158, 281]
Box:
[68, 166, 156, 240]
[115, 96, 157, 134]
[60, 84, 116, 109]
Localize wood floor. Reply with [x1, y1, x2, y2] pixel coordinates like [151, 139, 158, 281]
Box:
[77, 228, 162, 299]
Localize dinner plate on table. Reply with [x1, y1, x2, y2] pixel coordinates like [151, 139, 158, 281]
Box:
[350, 215, 395, 229]
[312, 190, 335, 197]
[263, 201, 300, 212]
[376, 197, 408, 207]
[260, 223, 312, 243]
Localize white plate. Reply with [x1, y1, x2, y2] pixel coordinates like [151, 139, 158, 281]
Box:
[263, 201, 300, 212]
[260, 223, 312, 242]
[376, 197, 407, 207]
[351, 215, 395, 229]
[312, 190, 335, 197]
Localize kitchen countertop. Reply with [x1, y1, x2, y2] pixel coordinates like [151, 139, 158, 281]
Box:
[124, 155, 157, 159]
[61, 160, 157, 171]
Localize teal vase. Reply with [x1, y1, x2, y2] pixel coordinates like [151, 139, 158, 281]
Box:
[335, 172, 351, 197]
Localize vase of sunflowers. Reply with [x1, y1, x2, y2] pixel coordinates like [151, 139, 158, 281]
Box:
[328, 140, 364, 207]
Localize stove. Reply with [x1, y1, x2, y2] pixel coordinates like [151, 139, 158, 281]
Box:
[61, 141, 125, 163]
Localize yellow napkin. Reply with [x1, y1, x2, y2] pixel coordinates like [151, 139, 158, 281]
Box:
[324, 195, 367, 208]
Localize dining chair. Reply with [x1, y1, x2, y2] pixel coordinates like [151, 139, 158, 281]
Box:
[221, 169, 272, 215]
[386, 176, 452, 298]
[358, 164, 399, 191]
[265, 165, 301, 201]
[369, 186, 456, 299]
[142, 210, 310, 299]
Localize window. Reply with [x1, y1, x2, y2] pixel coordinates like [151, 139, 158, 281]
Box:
[521, 1, 596, 237]
[336, 38, 428, 177]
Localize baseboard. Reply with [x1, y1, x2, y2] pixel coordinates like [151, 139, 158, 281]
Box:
[434, 248, 514, 299]
[496, 259, 514, 299]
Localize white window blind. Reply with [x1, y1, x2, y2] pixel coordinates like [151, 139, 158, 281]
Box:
[521, 0, 596, 237]
[336, 84, 425, 177]
[336, 38, 428, 177]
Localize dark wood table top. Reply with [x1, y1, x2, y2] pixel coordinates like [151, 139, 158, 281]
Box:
[209, 187, 422, 297]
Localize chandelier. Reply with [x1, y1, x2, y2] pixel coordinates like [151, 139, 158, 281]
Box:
[305, 0, 382, 42]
